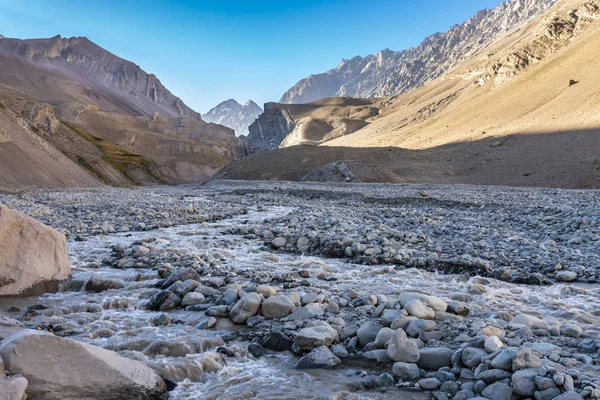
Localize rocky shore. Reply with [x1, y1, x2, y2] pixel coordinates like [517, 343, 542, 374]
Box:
[0, 181, 599, 399]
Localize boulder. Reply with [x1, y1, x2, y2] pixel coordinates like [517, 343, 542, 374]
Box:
[386, 329, 420, 363]
[399, 293, 447, 312]
[417, 347, 453, 370]
[392, 362, 421, 381]
[295, 325, 339, 350]
[404, 300, 435, 320]
[293, 346, 341, 369]
[357, 320, 383, 347]
[84, 276, 125, 293]
[512, 368, 539, 397]
[0, 330, 166, 399]
[230, 292, 262, 324]
[0, 375, 27, 400]
[261, 295, 294, 318]
[0, 204, 71, 296]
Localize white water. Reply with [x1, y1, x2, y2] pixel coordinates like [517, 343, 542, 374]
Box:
[2, 203, 599, 399]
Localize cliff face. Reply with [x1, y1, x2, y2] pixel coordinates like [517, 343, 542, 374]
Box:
[280, 0, 558, 104]
[246, 103, 296, 153]
[0, 35, 200, 119]
[244, 98, 381, 152]
[203, 99, 263, 136]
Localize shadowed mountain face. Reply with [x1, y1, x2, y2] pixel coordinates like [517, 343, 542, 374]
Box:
[280, 0, 558, 104]
[203, 99, 262, 137]
[219, 0, 600, 189]
[0, 35, 239, 189]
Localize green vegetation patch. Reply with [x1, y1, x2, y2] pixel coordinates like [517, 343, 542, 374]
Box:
[62, 120, 167, 185]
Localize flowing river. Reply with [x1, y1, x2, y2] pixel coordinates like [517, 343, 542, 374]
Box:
[2, 201, 599, 399]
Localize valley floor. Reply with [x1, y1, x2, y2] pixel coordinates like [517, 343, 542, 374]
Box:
[1, 181, 599, 399]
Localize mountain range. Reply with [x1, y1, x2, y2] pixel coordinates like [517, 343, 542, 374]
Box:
[203, 99, 262, 137]
[0, 34, 239, 190]
[280, 0, 558, 104]
[221, 0, 600, 189]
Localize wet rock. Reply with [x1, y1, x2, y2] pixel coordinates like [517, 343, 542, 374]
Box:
[161, 267, 200, 289]
[271, 237, 287, 249]
[262, 331, 293, 351]
[84, 276, 125, 292]
[147, 290, 180, 311]
[248, 343, 265, 358]
[261, 295, 294, 318]
[393, 362, 421, 381]
[556, 271, 578, 282]
[0, 330, 166, 399]
[295, 325, 339, 350]
[417, 347, 453, 370]
[230, 292, 262, 324]
[387, 329, 420, 363]
[293, 346, 341, 369]
[195, 317, 217, 329]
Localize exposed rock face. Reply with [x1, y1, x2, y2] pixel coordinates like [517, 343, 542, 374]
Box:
[246, 103, 296, 152]
[0, 330, 166, 399]
[280, 0, 558, 104]
[0, 204, 70, 296]
[0, 35, 199, 119]
[245, 98, 379, 152]
[203, 99, 262, 137]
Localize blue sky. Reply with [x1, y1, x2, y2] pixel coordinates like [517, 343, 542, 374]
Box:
[0, 0, 504, 114]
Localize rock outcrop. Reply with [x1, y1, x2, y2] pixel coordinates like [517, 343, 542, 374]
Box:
[280, 0, 558, 104]
[203, 99, 262, 137]
[0, 330, 166, 399]
[245, 98, 379, 152]
[0, 204, 71, 296]
[246, 103, 296, 152]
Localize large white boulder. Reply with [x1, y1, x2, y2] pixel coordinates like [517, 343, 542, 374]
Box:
[0, 330, 166, 399]
[0, 204, 71, 296]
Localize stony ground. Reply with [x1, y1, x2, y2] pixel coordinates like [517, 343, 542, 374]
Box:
[1, 180, 599, 400]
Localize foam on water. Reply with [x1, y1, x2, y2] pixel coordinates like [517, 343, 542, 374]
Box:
[2, 202, 599, 398]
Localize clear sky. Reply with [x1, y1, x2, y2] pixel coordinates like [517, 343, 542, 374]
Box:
[0, 0, 504, 114]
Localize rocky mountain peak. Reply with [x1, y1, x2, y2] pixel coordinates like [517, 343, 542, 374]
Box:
[280, 0, 558, 104]
[203, 99, 263, 137]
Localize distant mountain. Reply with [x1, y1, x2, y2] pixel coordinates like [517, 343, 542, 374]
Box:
[280, 0, 558, 104]
[0, 35, 239, 189]
[203, 99, 262, 137]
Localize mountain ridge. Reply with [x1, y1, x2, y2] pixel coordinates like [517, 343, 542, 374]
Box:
[280, 0, 558, 104]
[203, 99, 262, 137]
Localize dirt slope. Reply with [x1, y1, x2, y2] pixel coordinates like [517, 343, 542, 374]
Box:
[0, 35, 238, 189]
[221, 0, 600, 189]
